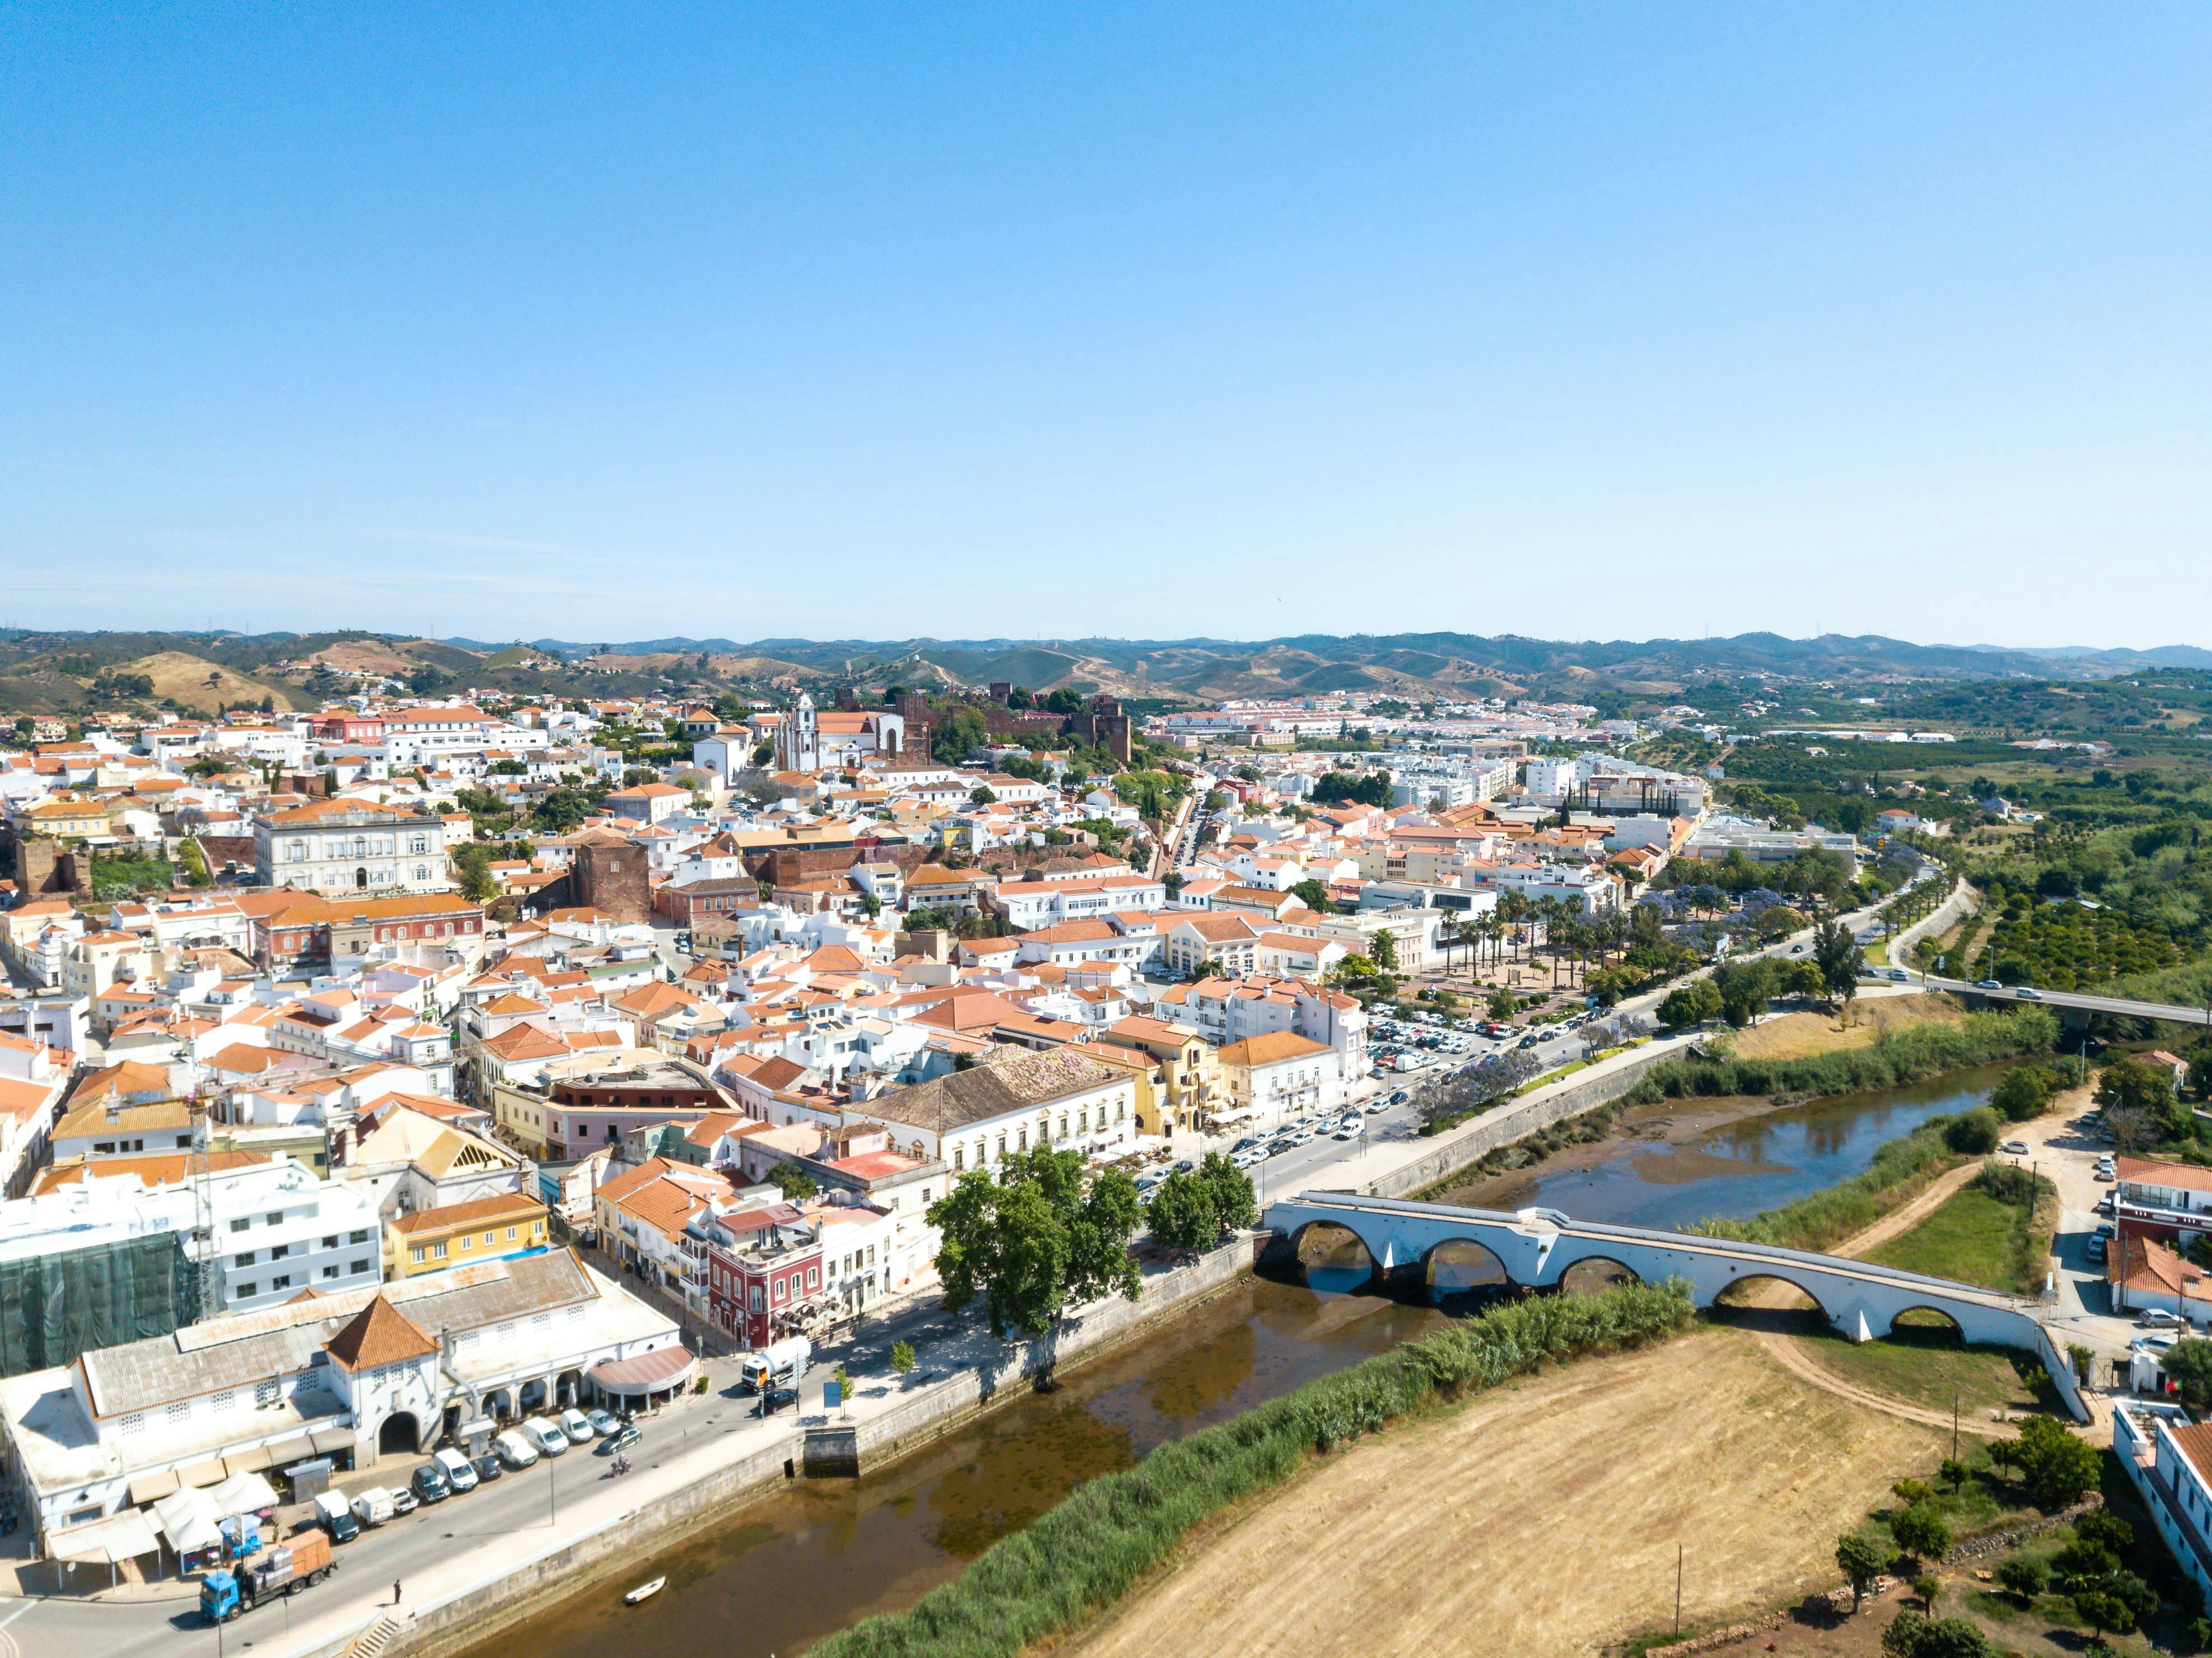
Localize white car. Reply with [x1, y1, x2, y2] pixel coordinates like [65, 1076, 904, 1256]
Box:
[520, 1416, 570, 1457]
[2139, 1309, 2185, 1330]
[2000, 1141, 2029, 1155]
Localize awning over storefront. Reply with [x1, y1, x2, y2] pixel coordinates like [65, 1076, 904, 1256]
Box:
[50, 1508, 160, 1566]
[223, 1444, 275, 1475]
[177, 1459, 228, 1490]
[588, 1346, 696, 1395]
[125, 1469, 180, 1505]
[265, 1434, 316, 1466]
[309, 1426, 356, 1455]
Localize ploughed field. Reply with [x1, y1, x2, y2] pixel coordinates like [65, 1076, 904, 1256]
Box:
[1058, 1323, 1946, 1658]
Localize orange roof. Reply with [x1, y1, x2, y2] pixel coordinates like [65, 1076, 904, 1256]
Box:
[325, 1296, 440, 1371]
[389, 1192, 545, 1236]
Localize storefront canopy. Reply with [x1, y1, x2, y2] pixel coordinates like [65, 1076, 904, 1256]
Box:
[151, 1487, 221, 1555]
[588, 1346, 696, 1396]
[50, 1508, 160, 1566]
[209, 1472, 278, 1516]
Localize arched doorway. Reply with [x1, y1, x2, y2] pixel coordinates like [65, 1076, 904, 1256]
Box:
[483, 1387, 514, 1422]
[1423, 1237, 1510, 1304]
[555, 1369, 585, 1408]
[355, 867, 370, 890]
[518, 1377, 549, 1414]
[1557, 1255, 1640, 1298]
[378, 1412, 422, 1456]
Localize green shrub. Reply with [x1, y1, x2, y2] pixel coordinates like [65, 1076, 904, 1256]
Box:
[1943, 1106, 2001, 1155]
[804, 1279, 1696, 1658]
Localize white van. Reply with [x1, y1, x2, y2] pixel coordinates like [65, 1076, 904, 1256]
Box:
[349, 1487, 396, 1528]
[493, 1427, 540, 1469]
[432, 1447, 479, 1492]
[520, 1416, 569, 1457]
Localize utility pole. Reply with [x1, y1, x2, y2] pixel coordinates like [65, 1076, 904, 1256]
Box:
[1675, 1544, 1683, 1635]
[1952, 1392, 1960, 1464]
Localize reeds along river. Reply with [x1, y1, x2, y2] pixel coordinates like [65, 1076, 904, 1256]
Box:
[459, 1066, 2001, 1658]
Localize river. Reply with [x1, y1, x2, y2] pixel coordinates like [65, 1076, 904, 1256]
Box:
[459, 1065, 2002, 1658]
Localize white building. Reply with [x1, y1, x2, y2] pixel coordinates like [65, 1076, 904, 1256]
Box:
[255, 799, 453, 896]
[0, 1157, 383, 1314]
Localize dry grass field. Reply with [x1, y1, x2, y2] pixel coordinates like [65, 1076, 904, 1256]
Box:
[1724, 994, 1963, 1063]
[1059, 1324, 1946, 1658]
[110, 651, 295, 713]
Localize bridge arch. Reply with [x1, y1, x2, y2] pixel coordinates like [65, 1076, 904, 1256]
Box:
[1557, 1255, 1641, 1298]
[1707, 1271, 1834, 1324]
[1281, 1220, 1382, 1292]
[1421, 1236, 1511, 1300]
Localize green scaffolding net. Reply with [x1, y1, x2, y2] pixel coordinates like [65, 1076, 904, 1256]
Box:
[0, 1232, 203, 1377]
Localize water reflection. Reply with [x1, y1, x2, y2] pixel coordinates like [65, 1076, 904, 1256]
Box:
[1493, 1067, 2007, 1231]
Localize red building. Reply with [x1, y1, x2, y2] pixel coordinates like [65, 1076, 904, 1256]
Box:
[696, 1203, 826, 1349]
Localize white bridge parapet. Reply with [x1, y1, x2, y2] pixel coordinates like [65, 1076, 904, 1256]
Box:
[1265, 1192, 2090, 1422]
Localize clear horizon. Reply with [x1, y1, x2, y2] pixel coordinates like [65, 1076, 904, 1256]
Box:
[6, 7, 2209, 647]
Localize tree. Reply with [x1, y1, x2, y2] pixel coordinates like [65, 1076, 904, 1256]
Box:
[1813, 917, 1863, 1008]
[969, 785, 998, 806]
[2072, 1589, 2134, 1642]
[1369, 927, 1399, 973]
[1890, 1503, 1951, 1563]
[1312, 770, 1393, 808]
[1881, 1613, 1992, 1658]
[766, 1161, 817, 1199]
[1198, 1151, 1256, 1232]
[1942, 1105, 2001, 1155]
[2160, 1336, 2212, 1413]
[1712, 958, 1778, 1028]
[1290, 879, 1338, 915]
[1658, 977, 1724, 1030]
[2012, 1414, 2101, 1510]
[889, 1339, 916, 1377]
[1991, 1064, 2056, 1123]
[452, 842, 499, 904]
[928, 1147, 1142, 1338]
[2097, 1057, 2187, 1141]
[1486, 986, 1519, 1022]
[1995, 1557, 2047, 1602]
[1144, 1171, 1217, 1252]
[1837, 1530, 1889, 1612]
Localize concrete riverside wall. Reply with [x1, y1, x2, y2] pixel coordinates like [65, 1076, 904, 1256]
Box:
[1365, 1036, 1699, 1202]
[317, 1237, 1254, 1658]
[849, 1236, 1251, 1468]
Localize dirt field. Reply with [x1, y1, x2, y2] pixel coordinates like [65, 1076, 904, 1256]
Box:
[1060, 1325, 1946, 1658]
[109, 651, 294, 713]
[1724, 994, 1962, 1062]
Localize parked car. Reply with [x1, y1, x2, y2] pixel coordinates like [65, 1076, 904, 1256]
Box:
[2000, 1140, 2029, 1155]
[2135, 1330, 2177, 1353]
[348, 1488, 395, 1528]
[410, 1464, 451, 1505]
[560, 1408, 596, 1445]
[1334, 1122, 1359, 1140]
[389, 1486, 419, 1517]
[469, 1454, 504, 1484]
[493, 1428, 541, 1469]
[2139, 1309, 2184, 1329]
[521, 1416, 570, 1457]
[586, 1408, 623, 1437]
[314, 1491, 361, 1544]
[432, 1447, 479, 1492]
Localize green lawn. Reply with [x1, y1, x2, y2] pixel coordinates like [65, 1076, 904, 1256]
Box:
[1866, 1187, 2025, 1290]
[1796, 1322, 2051, 1419]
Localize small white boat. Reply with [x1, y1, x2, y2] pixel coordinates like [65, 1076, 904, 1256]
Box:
[624, 1577, 666, 1605]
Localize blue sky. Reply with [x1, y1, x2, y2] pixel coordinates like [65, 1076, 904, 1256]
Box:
[4, 6, 2209, 646]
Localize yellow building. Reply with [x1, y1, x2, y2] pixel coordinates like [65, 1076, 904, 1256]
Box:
[387, 1192, 550, 1278]
[1102, 1015, 1226, 1134]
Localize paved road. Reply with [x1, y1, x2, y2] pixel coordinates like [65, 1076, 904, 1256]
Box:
[1916, 973, 2212, 1034]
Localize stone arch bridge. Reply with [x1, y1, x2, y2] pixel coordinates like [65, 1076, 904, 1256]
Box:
[1263, 1192, 2089, 1422]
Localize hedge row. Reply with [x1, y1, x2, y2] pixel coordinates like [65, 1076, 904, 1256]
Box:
[1627, 1006, 2060, 1106]
[804, 1279, 1697, 1658]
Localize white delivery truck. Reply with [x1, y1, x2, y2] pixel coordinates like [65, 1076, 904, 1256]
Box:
[739, 1336, 811, 1395]
[349, 1487, 396, 1528]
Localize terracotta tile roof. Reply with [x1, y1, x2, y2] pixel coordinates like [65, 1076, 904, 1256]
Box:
[389, 1192, 545, 1236]
[325, 1295, 440, 1371]
[1217, 1031, 1331, 1067]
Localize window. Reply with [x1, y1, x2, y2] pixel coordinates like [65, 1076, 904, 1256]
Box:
[432, 1242, 447, 1258]
[252, 1378, 278, 1411]
[321, 1235, 338, 1249]
[121, 1412, 146, 1435]
[808, 1267, 820, 1289]
[352, 1259, 370, 1274]
[265, 1212, 283, 1226]
[233, 1252, 254, 1268]
[410, 1246, 426, 1264]
[322, 1264, 340, 1280]
[270, 1244, 289, 1260]
[506, 1226, 518, 1241]
[952, 1146, 963, 1171]
[349, 1229, 370, 1245]
[236, 1282, 256, 1298]
[272, 1274, 291, 1290]
[212, 1390, 234, 1412]
[750, 1285, 763, 1312]
[229, 1218, 250, 1234]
